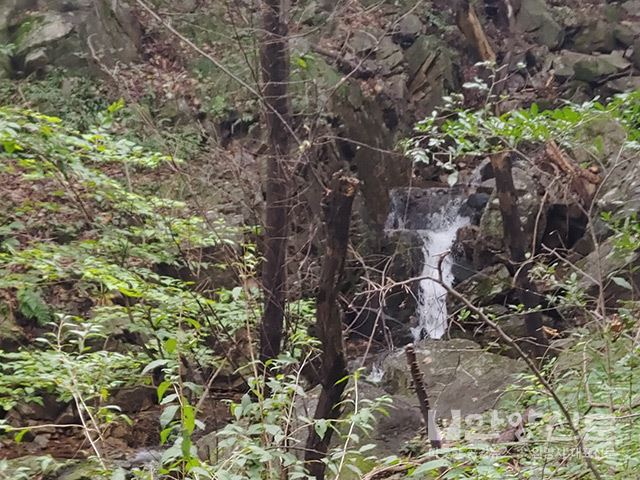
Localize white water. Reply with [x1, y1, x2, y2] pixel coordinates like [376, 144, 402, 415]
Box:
[411, 206, 469, 341]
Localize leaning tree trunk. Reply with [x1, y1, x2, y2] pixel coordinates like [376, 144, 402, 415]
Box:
[490, 152, 548, 358]
[305, 174, 359, 480]
[259, 0, 292, 362]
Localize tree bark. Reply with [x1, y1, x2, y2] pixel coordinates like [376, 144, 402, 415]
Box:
[405, 344, 442, 449]
[305, 174, 359, 480]
[455, 0, 496, 63]
[490, 152, 548, 358]
[259, 0, 292, 362]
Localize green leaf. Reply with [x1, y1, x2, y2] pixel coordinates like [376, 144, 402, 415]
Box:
[612, 276, 633, 290]
[164, 337, 177, 354]
[411, 459, 450, 476]
[142, 358, 170, 375]
[16, 287, 51, 326]
[160, 404, 180, 428]
[314, 419, 328, 439]
[14, 428, 30, 443]
[160, 426, 173, 445]
[157, 380, 172, 402]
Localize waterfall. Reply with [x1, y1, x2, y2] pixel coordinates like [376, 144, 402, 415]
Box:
[385, 188, 471, 342]
[413, 206, 470, 340]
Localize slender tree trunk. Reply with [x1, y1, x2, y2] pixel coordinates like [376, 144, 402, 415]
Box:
[405, 344, 442, 449]
[259, 0, 291, 362]
[305, 174, 359, 480]
[490, 152, 548, 358]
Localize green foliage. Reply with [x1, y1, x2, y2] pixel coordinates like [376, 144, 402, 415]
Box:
[0, 104, 260, 435]
[0, 317, 143, 411]
[0, 72, 110, 131]
[405, 89, 640, 180]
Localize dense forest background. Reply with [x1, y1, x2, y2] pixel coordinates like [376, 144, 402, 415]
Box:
[1, 0, 640, 479]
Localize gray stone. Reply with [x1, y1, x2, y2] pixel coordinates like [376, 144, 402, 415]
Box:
[605, 76, 640, 93]
[23, 47, 48, 72]
[15, 13, 74, 54]
[377, 37, 404, 75]
[575, 238, 640, 305]
[633, 38, 640, 70]
[553, 50, 631, 82]
[613, 22, 640, 48]
[3, 0, 141, 75]
[379, 339, 526, 418]
[515, 0, 564, 49]
[349, 30, 377, 54]
[622, 0, 640, 16]
[571, 20, 616, 54]
[452, 263, 512, 309]
[0, 311, 25, 351]
[395, 14, 423, 42]
[0, 0, 37, 31]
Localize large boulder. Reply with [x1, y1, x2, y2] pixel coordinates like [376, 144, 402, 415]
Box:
[449, 263, 512, 312]
[0, 0, 141, 76]
[378, 339, 526, 419]
[569, 20, 616, 54]
[552, 50, 631, 83]
[515, 0, 564, 49]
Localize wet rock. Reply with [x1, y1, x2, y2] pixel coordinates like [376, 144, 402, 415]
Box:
[386, 187, 469, 230]
[459, 192, 490, 224]
[379, 339, 526, 418]
[451, 225, 478, 283]
[515, 0, 564, 49]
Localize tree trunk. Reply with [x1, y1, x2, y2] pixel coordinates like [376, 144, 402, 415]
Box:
[405, 344, 442, 449]
[305, 174, 359, 480]
[259, 0, 292, 362]
[455, 0, 496, 63]
[490, 152, 548, 358]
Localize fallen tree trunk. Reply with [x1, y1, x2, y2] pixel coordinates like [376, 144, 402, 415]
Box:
[305, 174, 359, 480]
[490, 152, 548, 358]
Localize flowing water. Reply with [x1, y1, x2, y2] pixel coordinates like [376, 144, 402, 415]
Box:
[412, 206, 470, 340]
[385, 189, 470, 342]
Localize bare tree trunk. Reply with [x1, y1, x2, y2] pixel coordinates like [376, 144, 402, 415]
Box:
[490, 152, 548, 358]
[305, 174, 359, 480]
[259, 0, 292, 362]
[455, 0, 496, 63]
[405, 344, 442, 449]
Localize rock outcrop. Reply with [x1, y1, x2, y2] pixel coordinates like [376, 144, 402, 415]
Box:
[0, 0, 141, 77]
